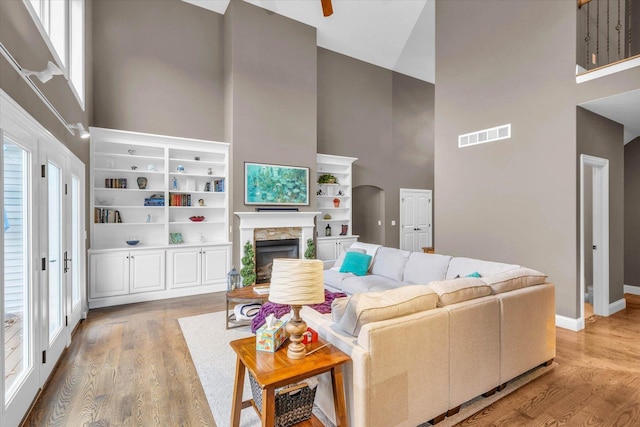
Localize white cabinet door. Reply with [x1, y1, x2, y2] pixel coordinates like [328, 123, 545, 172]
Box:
[168, 248, 202, 288]
[130, 250, 165, 293]
[317, 239, 337, 261]
[202, 246, 229, 286]
[90, 252, 129, 298]
[336, 238, 357, 257]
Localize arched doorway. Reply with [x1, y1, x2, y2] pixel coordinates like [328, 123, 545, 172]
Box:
[353, 185, 384, 245]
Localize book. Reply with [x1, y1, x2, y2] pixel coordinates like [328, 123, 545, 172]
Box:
[253, 285, 270, 295]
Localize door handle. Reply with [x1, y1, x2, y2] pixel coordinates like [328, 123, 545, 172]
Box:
[64, 251, 72, 273]
[49, 259, 57, 263]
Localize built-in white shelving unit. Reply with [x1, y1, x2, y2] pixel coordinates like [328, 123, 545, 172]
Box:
[88, 127, 231, 308]
[316, 154, 358, 262]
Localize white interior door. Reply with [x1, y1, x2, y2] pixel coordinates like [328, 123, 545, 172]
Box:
[580, 154, 610, 326]
[2, 133, 41, 427]
[1, 91, 86, 425]
[40, 145, 68, 381]
[65, 156, 85, 333]
[400, 189, 432, 252]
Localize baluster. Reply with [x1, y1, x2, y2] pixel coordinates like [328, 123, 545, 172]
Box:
[628, 0, 632, 58]
[616, 0, 622, 58]
[586, 2, 591, 69]
[607, 0, 610, 64]
[596, 0, 600, 66]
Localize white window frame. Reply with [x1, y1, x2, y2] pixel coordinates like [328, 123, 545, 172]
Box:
[22, 0, 85, 110]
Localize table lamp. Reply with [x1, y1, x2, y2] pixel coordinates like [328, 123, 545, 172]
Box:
[269, 258, 325, 359]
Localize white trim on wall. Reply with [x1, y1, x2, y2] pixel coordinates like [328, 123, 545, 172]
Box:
[576, 56, 640, 83]
[624, 284, 640, 295]
[609, 298, 626, 315]
[555, 315, 584, 331]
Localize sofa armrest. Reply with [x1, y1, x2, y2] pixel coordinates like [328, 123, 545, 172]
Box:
[497, 283, 556, 384]
[355, 309, 450, 426]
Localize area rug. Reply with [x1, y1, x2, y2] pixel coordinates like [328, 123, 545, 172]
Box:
[179, 311, 556, 427]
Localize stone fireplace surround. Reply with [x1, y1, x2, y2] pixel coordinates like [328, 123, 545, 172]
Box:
[235, 212, 320, 276]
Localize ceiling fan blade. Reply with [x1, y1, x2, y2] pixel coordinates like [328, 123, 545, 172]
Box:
[321, 0, 333, 17]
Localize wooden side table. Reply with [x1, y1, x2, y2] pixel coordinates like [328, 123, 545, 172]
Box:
[226, 286, 270, 329]
[422, 247, 435, 254]
[230, 336, 351, 427]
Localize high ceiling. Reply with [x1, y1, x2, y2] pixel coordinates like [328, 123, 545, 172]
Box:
[182, 0, 639, 142]
[182, 0, 435, 83]
[580, 89, 640, 144]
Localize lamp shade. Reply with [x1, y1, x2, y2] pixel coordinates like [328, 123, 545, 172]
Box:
[269, 258, 325, 306]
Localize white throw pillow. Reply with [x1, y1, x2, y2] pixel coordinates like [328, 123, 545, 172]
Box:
[370, 247, 411, 282]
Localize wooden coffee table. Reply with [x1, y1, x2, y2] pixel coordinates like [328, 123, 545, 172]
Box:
[230, 335, 351, 427]
[226, 286, 270, 329]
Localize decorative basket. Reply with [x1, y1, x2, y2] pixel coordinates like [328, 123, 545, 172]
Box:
[249, 373, 317, 427]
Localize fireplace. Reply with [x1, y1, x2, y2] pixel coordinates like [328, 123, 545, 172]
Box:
[235, 211, 320, 285]
[255, 239, 300, 284]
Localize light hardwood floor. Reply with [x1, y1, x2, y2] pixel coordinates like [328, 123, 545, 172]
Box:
[21, 293, 640, 426]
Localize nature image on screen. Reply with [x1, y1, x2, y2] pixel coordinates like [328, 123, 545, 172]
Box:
[245, 163, 309, 205]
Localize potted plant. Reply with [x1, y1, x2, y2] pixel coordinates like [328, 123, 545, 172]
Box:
[240, 241, 256, 286]
[318, 174, 338, 184]
[304, 238, 315, 259]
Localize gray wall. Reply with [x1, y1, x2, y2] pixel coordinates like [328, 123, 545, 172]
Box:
[353, 185, 385, 244]
[317, 48, 434, 248]
[224, 0, 318, 263]
[435, 0, 637, 319]
[576, 107, 624, 305]
[625, 137, 640, 286]
[92, 0, 225, 141]
[0, 0, 92, 161]
[435, 0, 579, 318]
[91, 0, 435, 264]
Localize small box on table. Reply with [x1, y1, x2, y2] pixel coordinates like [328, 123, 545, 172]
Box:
[256, 320, 287, 352]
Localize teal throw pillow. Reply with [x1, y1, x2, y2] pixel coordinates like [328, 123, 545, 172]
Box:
[339, 252, 372, 276]
[466, 272, 481, 278]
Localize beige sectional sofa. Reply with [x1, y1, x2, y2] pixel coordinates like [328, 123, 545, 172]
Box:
[301, 243, 556, 427]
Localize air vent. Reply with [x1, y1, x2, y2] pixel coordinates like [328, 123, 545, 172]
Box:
[458, 124, 511, 148]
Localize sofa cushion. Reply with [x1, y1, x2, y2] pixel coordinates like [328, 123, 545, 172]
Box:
[331, 247, 366, 271]
[332, 285, 438, 336]
[339, 252, 372, 276]
[403, 253, 452, 284]
[370, 247, 411, 282]
[323, 269, 354, 291]
[429, 277, 492, 307]
[349, 241, 382, 258]
[340, 274, 403, 294]
[482, 267, 548, 294]
[445, 257, 519, 280]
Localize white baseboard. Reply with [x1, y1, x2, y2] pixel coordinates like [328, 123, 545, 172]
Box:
[624, 284, 640, 295]
[609, 298, 626, 315]
[556, 297, 627, 331]
[555, 315, 584, 331]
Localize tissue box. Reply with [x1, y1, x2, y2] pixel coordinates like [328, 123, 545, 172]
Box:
[256, 320, 287, 352]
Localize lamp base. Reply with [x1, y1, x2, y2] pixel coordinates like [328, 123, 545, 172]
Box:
[286, 305, 307, 359]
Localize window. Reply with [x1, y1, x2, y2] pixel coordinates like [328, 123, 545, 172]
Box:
[23, 0, 85, 108]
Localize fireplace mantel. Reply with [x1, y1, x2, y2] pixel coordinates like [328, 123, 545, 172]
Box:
[235, 211, 321, 230]
[235, 211, 321, 269]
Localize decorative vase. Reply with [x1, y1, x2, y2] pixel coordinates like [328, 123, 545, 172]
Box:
[137, 177, 148, 189]
[333, 198, 340, 208]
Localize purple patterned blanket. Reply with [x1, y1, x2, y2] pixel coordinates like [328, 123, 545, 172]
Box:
[250, 289, 347, 333]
